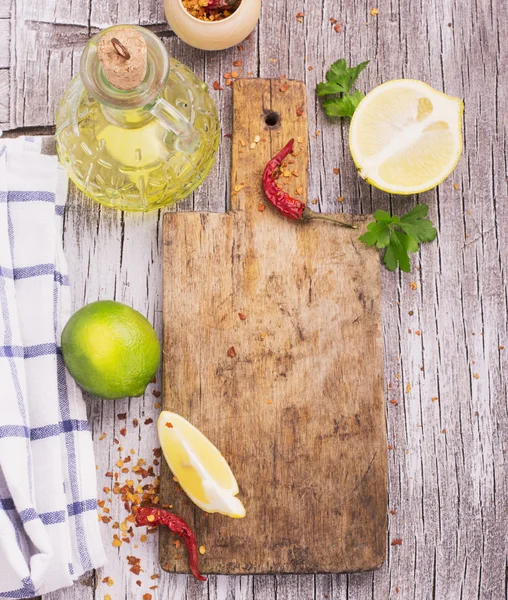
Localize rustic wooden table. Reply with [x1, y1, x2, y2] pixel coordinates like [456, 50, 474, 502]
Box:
[2, 0, 507, 598]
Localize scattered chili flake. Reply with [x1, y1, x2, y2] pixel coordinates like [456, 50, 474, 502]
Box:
[390, 509, 397, 515]
[224, 72, 232, 79]
[370, 7, 379, 15]
[308, 65, 313, 71]
[227, 346, 237, 358]
[415, 330, 421, 336]
[112, 539, 122, 547]
[233, 59, 243, 67]
[312, 198, 318, 204]
[117, 413, 127, 420]
[387, 445, 393, 450]
[453, 183, 459, 190]
[330, 17, 337, 24]
[144, 418, 154, 425]
[390, 400, 398, 406]
[391, 538, 402, 546]
[405, 383, 412, 393]
[213, 81, 223, 91]
[120, 428, 127, 436]
[105, 595, 112, 600]
[140, 534, 147, 543]
[395, 587, 400, 593]
[499, 346, 505, 350]
[238, 313, 247, 320]
[149, 586, 158, 591]
[333, 168, 340, 175]
[473, 373, 479, 379]
[136, 580, 142, 587]
[409, 281, 418, 290]
[152, 390, 161, 398]
[165, 422, 174, 429]
[99, 433, 106, 441]
[337, 197, 344, 203]
[231, 70, 239, 78]
[431, 397, 439, 402]
[267, 400, 273, 405]
[280, 83, 289, 93]
[237, 44, 244, 50]
[132, 418, 139, 427]
[442, 428, 447, 434]
[334, 23, 341, 32]
[143, 594, 152, 600]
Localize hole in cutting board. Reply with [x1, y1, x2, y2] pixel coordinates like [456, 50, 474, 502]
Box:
[264, 111, 280, 128]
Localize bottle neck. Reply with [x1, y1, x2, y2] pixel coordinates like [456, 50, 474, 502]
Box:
[80, 25, 170, 111]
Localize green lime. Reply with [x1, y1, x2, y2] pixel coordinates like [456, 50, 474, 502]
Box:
[62, 300, 161, 400]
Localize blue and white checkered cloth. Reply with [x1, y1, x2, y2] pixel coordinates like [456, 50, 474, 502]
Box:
[0, 138, 106, 598]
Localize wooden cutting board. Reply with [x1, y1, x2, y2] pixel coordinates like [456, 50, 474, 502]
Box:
[160, 79, 387, 575]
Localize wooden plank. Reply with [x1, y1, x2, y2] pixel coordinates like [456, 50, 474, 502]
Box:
[0, 0, 10, 19]
[0, 20, 9, 68]
[0, 69, 8, 126]
[159, 78, 386, 575]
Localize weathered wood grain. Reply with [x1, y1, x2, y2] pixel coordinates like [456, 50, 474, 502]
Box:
[4, 0, 506, 597]
[0, 69, 9, 127]
[0, 0, 9, 129]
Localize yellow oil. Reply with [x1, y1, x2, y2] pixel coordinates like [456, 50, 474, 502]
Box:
[56, 58, 220, 211]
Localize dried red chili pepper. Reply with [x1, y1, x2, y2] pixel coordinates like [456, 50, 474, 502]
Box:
[135, 506, 206, 581]
[262, 139, 357, 229]
[205, 0, 239, 12]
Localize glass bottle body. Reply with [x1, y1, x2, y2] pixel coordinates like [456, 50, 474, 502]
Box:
[56, 28, 220, 211]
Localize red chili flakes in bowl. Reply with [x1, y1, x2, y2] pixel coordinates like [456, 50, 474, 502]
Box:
[182, 0, 242, 22]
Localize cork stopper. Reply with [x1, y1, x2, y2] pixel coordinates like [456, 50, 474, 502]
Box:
[98, 27, 147, 91]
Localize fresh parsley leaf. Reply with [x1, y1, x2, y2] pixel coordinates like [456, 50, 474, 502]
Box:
[317, 59, 369, 96]
[358, 204, 437, 272]
[322, 90, 365, 118]
[317, 59, 369, 118]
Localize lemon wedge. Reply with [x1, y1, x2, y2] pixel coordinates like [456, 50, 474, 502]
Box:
[157, 411, 246, 519]
[349, 79, 463, 194]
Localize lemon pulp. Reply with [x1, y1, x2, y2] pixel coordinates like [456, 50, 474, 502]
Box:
[158, 412, 246, 518]
[349, 79, 463, 194]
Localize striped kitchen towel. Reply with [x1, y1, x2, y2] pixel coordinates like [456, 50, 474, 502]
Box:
[0, 138, 106, 598]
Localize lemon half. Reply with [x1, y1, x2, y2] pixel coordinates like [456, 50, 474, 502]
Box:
[158, 412, 246, 519]
[349, 79, 463, 194]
